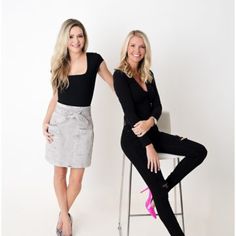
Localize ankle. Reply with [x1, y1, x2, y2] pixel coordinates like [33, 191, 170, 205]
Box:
[61, 211, 69, 218]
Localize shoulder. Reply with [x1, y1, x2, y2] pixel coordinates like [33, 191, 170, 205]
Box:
[113, 69, 128, 79]
[149, 70, 156, 80]
[149, 70, 154, 77]
[87, 52, 103, 61]
[86, 52, 104, 70]
[113, 69, 130, 90]
[148, 70, 156, 84]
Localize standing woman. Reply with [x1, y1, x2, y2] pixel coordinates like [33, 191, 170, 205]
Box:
[42, 19, 113, 236]
[113, 30, 207, 236]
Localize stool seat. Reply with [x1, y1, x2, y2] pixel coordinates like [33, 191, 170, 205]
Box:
[159, 153, 184, 160]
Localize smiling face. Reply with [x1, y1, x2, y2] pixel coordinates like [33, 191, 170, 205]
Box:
[67, 26, 85, 55]
[127, 35, 146, 69]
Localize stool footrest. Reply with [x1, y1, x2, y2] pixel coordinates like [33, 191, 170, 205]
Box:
[130, 212, 184, 217]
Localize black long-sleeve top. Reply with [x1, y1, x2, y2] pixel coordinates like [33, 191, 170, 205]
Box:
[113, 69, 162, 147]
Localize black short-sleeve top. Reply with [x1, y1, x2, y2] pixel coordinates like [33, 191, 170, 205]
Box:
[58, 52, 103, 107]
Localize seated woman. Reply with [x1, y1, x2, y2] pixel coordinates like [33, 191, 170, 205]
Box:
[113, 30, 207, 236]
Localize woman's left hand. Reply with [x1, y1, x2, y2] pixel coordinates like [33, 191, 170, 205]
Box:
[132, 118, 154, 137]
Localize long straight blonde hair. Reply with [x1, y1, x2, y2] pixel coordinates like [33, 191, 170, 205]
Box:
[117, 30, 153, 83]
[51, 19, 88, 91]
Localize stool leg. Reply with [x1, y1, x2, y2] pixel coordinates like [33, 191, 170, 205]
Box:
[173, 158, 177, 213]
[118, 153, 126, 235]
[177, 158, 185, 233]
[179, 180, 185, 233]
[127, 163, 133, 236]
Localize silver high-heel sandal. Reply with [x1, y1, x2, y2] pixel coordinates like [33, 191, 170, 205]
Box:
[56, 228, 62, 236]
[68, 213, 72, 236]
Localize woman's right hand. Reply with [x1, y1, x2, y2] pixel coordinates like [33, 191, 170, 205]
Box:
[146, 144, 160, 173]
[42, 122, 54, 143]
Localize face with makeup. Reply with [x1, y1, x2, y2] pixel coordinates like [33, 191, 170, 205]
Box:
[127, 35, 146, 69]
[67, 26, 85, 55]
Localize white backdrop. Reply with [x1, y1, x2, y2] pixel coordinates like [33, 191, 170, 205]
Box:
[2, 0, 234, 235]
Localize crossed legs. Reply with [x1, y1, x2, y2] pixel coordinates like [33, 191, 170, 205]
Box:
[121, 129, 207, 235]
[54, 167, 85, 236]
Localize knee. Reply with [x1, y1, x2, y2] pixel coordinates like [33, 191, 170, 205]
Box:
[196, 144, 208, 163]
[69, 176, 82, 186]
[54, 168, 67, 182]
[69, 173, 83, 187]
[54, 174, 66, 183]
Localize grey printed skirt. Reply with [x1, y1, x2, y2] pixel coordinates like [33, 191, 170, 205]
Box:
[45, 103, 94, 168]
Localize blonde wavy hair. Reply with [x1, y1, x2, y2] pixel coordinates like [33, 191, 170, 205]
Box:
[117, 30, 153, 83]
[51, 19, 88, 91]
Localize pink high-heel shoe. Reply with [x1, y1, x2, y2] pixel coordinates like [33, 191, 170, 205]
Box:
[140, 187, 156, 219]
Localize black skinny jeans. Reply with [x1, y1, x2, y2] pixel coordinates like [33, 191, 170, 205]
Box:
[121, 125, 207, 236]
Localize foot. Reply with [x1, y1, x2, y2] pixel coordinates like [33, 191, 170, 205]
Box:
[61, 214, 72, 236]
[145, 193, 156, 219]
[56, 213, 62, 234]
[146, 200, 157, 219]
[141, 187, 157, 219]
[151, 199, 155, 208]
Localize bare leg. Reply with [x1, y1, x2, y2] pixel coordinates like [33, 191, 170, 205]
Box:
[56, 168, 85, 235]
[54, 166, 71, 236]
[67, 168, 85, 210]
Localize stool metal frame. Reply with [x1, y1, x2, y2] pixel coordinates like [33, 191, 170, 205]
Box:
[118, 155, 185, 236]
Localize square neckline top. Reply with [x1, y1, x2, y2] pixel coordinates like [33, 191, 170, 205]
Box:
[68, 52, 88, 77]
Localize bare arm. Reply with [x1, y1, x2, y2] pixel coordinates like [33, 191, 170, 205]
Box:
[42, 91, 58, 142]
[98, 61, 114, 90]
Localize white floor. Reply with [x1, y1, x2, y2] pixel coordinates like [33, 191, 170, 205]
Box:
[2, 189, 175, 236]
[2, 191, 179, 236]
[2, 167, 234, 236]
[2, 160, 186, 236]
[2, 146, 234, 236]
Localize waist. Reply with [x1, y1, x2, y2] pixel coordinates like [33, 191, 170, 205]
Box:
[55, 102, 91, 116]
[123, 121, 159, 133]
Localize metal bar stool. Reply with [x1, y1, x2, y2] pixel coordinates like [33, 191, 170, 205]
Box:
[118, 112, 185, 236]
